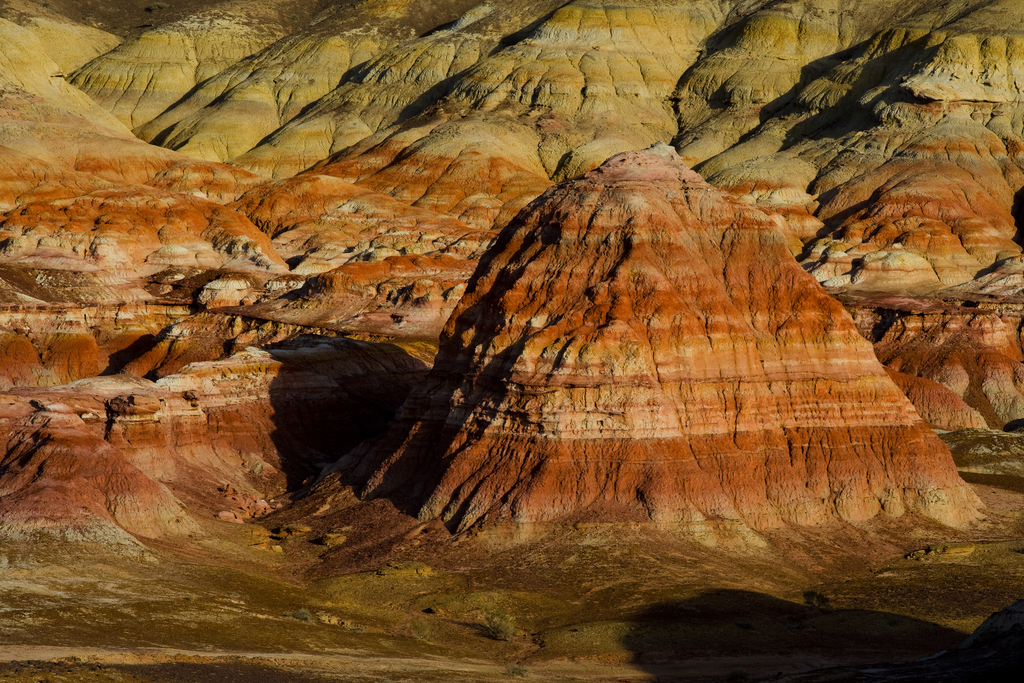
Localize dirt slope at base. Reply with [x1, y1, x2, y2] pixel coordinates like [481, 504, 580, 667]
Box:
[0, 470, 1022, 682]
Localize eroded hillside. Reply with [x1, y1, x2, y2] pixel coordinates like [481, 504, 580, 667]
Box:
[2, 0, 1024, 681]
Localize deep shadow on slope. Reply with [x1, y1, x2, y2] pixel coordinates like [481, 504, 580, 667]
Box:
[619, 590, 965, 682]
[265, 334, 432, 491]
[769, 627, 1024, 682]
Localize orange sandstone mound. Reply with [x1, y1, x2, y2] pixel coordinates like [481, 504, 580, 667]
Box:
[0, 396, 195, 545]
[355, 146, 979, 533]
[0, 187, 286, 278]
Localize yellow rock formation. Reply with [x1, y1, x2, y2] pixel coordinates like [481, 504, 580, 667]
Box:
[70, 8, 285, 129]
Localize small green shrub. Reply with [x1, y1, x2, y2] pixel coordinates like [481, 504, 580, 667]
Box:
[504, 664, 528, 678]
[483, 607, 516, 641]
[411, 618, 431, 641]
[284, 608, 312, 623]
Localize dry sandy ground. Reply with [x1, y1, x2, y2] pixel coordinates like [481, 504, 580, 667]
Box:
[0, 458, 1022, 683]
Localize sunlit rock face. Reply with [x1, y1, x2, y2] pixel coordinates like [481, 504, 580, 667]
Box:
[696, 3, 1024, 293]
[0, 187, 286, 277]
[68, 0, 1021, 299]
[68, 4, 289, 131]
[13, 0, 1024, 320]
[354, 147, 979, 532]
[849, 299, 1024, 430]
[5, 0, 1024, 547]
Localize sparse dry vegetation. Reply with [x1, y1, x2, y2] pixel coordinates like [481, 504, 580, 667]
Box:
[483, 607, 516, 641]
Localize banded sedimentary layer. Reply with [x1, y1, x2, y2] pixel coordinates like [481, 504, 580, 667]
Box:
[851, 298, 1024, 430]
[0, 333, 430, 544]
[354, 147, 979, 532]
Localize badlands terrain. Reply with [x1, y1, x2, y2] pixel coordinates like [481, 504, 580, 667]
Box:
[1, 0, 1024, 680]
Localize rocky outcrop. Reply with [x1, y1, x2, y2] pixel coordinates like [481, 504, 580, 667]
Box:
[8, 0, 1024, 546]
[252, 0, 725, 225]
[353, 147, 979, 533]
[802, 117, 1023, 293]
[48, 0, 1024, 295]
[231, 0, 690, 180]
[0, 187, 286, 278]
[0, 39, 266, 204]
[851, 299, 1024, 429]
[673, 0, 908, 166]
[223, 173, 494, 338]
[117, 311, 343, 379]
[231, 173, 492, 266]
[0, 395, 196, 545]
[243, 254, 479, 339]
[0, 334, 431, 545]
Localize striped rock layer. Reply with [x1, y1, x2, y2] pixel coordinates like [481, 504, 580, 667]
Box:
[357, 147, 979, 532]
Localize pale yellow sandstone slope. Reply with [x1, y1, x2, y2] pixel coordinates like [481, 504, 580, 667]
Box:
[228, 1, 563, 178]
[0, 1, 122, 73]
[68, 2, 289, 130]
[0, 17, 128, 132]
[696, 0, 1024, 294]
[137, 0, 492, 165]
[235, 0, 724, 184]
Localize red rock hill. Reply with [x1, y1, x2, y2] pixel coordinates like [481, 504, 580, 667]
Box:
[356, 145, 979, 532]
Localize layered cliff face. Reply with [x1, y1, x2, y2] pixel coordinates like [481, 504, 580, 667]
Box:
[0, 334, 430, 544]
[0, 392, 197, 545]
[355, 148, 979, 533]
[850, 299, 1024, 430]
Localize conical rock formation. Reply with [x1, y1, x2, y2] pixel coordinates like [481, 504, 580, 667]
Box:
[357, 146, 979, 532]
